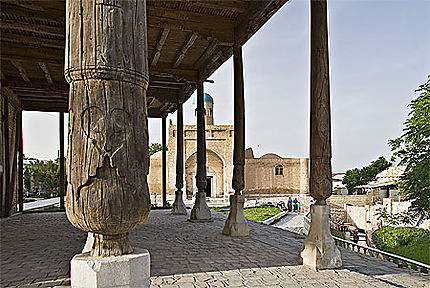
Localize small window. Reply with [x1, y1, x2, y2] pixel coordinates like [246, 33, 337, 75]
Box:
[173, 130, 176, 137]
[275, 165, 283, 176]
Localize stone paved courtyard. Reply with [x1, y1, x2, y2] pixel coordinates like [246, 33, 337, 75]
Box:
[1, 210, 429, 287]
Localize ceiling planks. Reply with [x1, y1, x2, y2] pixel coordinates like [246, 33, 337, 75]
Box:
[1, 0, 288, 117]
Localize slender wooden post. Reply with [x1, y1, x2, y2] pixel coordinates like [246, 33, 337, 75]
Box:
[171, 92, 187, 215]
[299, 0, 342, 270]
[310, 0, 332, 205]
[18, 109, 23, 213]
[189, 80, 212, 222]
[2, 95, 10, 218]
[222, 43, 249, 236]
[64, 0, 151, 256]
[59, 112, 65, 210]
[162, 115, 167, 207]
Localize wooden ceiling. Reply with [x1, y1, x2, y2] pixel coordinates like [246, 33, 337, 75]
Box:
[1, 0, 287, 117]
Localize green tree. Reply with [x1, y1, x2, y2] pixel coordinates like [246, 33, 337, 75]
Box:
[389, 76, 430, 224]
[149, 143, 163, 156]
[342, 156, 391, 193]
[26, 159, 60, 193]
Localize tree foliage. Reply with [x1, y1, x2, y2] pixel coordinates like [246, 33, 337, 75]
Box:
[389, 76, 430, 224]
[25, 158, 60, 193]
[342, 156, 391, 193]
[149, 143, 163, 156]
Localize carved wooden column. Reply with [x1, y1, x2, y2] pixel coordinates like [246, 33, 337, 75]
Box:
[162, 115, 167, 207]
[189, 81, 212, 222]
[223, 43, 250, 236]
[64, 0, 150, 257]
[171, 96, 187, 215]
[59, 112, 65, 210]
[299, 0, 342, 270]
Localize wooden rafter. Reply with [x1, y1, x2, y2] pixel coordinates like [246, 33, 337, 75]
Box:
[9, 60, 30, 83]
[180, 0, 248, 13]
[37, 62, 53, 84]
[151, 28, 170, 67]
[0, 19, 64, 38]
[174, 32, 198, 68]
[194, 38, 218, 68]
[147, 6, 234, 45]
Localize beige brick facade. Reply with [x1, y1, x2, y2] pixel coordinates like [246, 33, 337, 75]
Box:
[148, 96, 309, 199]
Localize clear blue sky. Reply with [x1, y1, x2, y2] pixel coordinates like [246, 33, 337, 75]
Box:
[23, 0, 430, 172]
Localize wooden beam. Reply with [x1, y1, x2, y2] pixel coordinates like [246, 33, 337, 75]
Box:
[0, 19, 64, 38]
[179, 0, 249, 13]
[2, 76, 67, 92]
[38, 62, 54, 84]
[150, 64, 199, 82]
[9, 60, 30, 83]
[173, 32, 198, 68]
[151, 28, 170, 67]
[2, 94, 10, 217]
[235, 0, 287, 46]
[193, 39, 218, 69]
[147, 6, 234, 44]
[0, 44, 64, 64]
[1, 32, 65, 50]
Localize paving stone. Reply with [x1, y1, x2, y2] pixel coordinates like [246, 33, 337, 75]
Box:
[1, 211, 429, 287]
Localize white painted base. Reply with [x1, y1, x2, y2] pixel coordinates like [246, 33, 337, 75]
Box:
[71, 248, 150, 288]
[299, 204, 342, 270]
[223, 195, 250, 236]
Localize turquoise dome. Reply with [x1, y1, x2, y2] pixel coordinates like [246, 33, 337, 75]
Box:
[192, 93, 214, 104]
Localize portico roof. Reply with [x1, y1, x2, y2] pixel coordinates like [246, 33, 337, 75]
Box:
[1, 0, 288, 117]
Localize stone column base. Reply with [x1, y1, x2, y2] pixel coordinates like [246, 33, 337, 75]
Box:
[189, 192, 212, 222]
[171, 190, 187, 215]
[299, 204, 342, 270]
[71, 248, 150, 288]
[223, 195, 250, 236]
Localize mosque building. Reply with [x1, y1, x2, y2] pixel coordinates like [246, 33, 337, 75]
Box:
[148, 93, 309, 200]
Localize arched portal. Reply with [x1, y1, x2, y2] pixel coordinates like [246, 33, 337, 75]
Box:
[185, 149, 224, 199]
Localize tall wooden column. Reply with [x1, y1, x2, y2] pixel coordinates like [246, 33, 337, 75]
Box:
[299, 0, 342, 270]
[171, 95, 187, 215]
[18, 110, 23, 213]
[223, 43, 250, 236]
[64, 0, 151, 257]
[189, 81, 212, 222]
[59, 112, 65, 210]
[162, 115, 167, 207]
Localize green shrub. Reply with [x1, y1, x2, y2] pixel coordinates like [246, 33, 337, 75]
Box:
[372, 226, 430, 264]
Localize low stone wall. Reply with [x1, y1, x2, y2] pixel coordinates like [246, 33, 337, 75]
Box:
[327, 195, 371, 209]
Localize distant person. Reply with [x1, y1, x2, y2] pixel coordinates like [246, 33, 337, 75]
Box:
[297, 201, 301, 213]
[287, 197, 292, 212]
[293, 198, 298, 212]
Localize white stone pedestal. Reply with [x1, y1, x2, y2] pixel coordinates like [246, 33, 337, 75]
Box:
[189, 192, 212, 222]
[71, 248, 150, 288]
[171, 190, 187, 215]
[299, 204, 342, 270]
[223, 195, 250, 236]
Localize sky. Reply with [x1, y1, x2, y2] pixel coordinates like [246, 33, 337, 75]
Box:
[22, 0, 430, 172]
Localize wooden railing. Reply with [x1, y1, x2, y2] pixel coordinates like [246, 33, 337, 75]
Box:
[332, 236, 429, 273]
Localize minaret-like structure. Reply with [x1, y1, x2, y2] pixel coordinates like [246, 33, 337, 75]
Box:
[193, 93, 214, 125]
